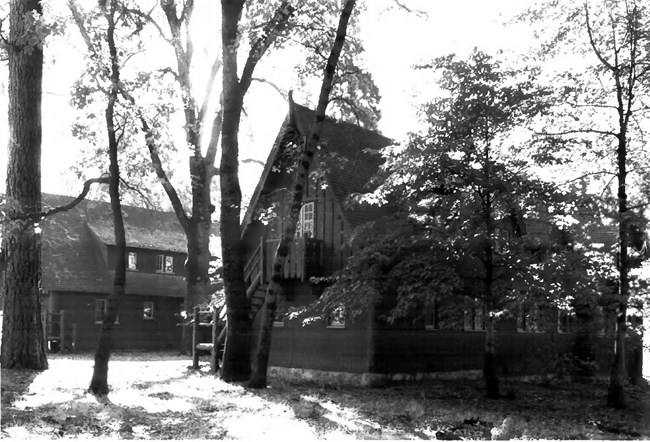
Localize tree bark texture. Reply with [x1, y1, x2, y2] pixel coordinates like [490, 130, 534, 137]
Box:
[482, 142, 499, 399]
[249, 0, 357, 389]
[88, 1, 127, 398]
[219, 0, 294, 382]
[607, 132, 629, 409]
[219, 0, 251, 382]
[1, 0, 48, 370]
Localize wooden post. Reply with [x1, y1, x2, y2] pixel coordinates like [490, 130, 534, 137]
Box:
[60, 310, 66, 353]
[210, 309, 218, 374]
[192, 306, 199, 369]
[72, 323, 77, 353]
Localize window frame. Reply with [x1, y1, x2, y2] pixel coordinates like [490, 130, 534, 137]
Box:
[463, 297, 486, 332]
[424, 295, 439, 331]
[127, 251, 138, 271]
[143, 301, 155, 320]
[156, 254, 175, 274]
[296, 201, 315, 239]
[95, 299, 118, 324]
[326, 305, 346, 329]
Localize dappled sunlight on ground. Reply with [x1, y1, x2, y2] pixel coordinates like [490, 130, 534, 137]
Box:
[2, 352, 650, 439]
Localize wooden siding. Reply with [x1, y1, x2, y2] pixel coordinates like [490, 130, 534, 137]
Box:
[47, 291, 183, 351]
[252, 281, 374, 374]
[371, 329, 619, 376]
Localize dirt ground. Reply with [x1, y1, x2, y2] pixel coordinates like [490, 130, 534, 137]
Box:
[2, 352, 649, 440]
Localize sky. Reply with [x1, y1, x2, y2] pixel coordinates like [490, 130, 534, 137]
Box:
[0, 0, 534, 207]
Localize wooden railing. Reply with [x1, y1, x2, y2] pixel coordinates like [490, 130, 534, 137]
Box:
[265, 237, 323, 281]
[245, 236, 324, 286]
[244, 236, 264, 293]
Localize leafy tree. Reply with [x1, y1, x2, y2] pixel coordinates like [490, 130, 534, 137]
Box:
[1, 0, 48, 369]
[250, 0, 358, 389]
[523, 0, 650, 408]
[310, 50, 552, 398]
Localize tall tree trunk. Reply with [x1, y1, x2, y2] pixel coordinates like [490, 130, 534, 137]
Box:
[1, 0, 48, 370]
[219, 0, 294, 382]
[88, 0, 126, 398]
[220, 0, 251, 382]
[607, 132, 629, 409]
[249, 0, 357, 389]
[482, 143, 499, 399]
[483, 234, 499, 398]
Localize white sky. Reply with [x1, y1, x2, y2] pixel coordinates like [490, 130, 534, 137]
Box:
[0, 0, 534, 205]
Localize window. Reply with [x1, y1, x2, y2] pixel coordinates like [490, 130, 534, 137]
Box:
[517, 302, 542, 332]
[464, 297, 485, 331]
[95, 299, 107, 323]
[296, 202, 315, 238]
[143, 302, 154, 320]
[327, 305, 346, 328]
[95, 299, 118, 324]
[156, 254, 174, 273]
[128, 252, 138, 270]
[424, 295, 439, 330]
[558, 310, 573, 333]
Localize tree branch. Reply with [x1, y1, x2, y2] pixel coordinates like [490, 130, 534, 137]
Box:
[9, 176, 110, 221]
[239, 1, 295, 94]
[118, 87, 191, 231]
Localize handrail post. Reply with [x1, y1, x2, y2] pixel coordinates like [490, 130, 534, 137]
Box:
[210, 308, 218, 374]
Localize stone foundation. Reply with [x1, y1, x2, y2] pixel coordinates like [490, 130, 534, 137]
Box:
[268, 366, 482, 387]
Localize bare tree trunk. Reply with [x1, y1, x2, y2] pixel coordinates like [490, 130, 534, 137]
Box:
[88, 0, 126, 398]
[1, 0, 48, 370]
[249, 0, 357, 389]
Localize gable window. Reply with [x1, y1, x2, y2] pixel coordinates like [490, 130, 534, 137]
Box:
[143, 302, 154, 320]
[296, 202, 315, 238]
[128, 252, 138, 270]
[156, 254, 174, 273]
[327, 305, 346, 329]
[424, 295, 439, 330]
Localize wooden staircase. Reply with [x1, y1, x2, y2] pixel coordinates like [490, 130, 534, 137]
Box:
[245, 237, 269, 320]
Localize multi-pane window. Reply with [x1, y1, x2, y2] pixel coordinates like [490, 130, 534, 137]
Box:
[327, 305, 346, 328]
[517, 302, 542, 332]
[156, 254, 174, 273]
[296, 202, 315, 238]
[143, 301, 154, 320]
[95, 299, 107, 323]
[95, 299, 118, 324]
[464, 297, 485, 331]
[128, 252, 138, 270]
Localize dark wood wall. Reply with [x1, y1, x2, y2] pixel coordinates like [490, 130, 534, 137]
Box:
[252, 280, 374, 374]
[48, 291, 183, 352]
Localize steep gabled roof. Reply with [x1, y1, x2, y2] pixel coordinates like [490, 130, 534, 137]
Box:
[242, 102, 393, 235]
[40, 194, 186, 297]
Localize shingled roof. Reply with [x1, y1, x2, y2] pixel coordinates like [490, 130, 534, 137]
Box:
[40, 194, 186, 297]
[242, 102, 393, 235]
